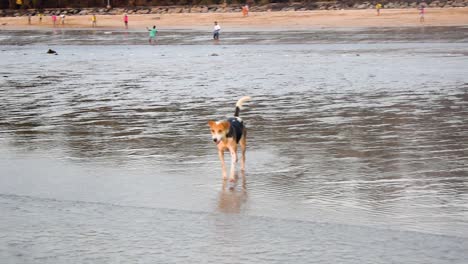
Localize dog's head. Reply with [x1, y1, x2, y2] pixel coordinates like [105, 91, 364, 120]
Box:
[208, 120, 230, 145]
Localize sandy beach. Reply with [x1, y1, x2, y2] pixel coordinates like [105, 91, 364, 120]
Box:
[1, 8, 468, 30]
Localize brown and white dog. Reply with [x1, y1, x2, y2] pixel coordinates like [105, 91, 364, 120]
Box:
[208, 96, 251, 181]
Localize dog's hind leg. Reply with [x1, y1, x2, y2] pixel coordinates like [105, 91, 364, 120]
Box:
[240, 130, 247, 171]
[218, 150, 227, 180]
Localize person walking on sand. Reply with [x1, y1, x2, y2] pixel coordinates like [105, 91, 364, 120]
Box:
[147, 25, 158, 44]
[222, 0, 227, 12]
[28, 13, 31, 25]
[124, 13, 129, 29]
[60, 14, 66, 25]
[52, 14, 57, 27]
[39, 13, 43, 23]
[91, 14, 97, 27]
[418, 5, 425, 23]
[376, 3, 382, 16]
[213, 21, 221, 40]
[242, 5, 249, 17]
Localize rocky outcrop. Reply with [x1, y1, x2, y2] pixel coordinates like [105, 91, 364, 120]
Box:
[0, 1, 467, 17]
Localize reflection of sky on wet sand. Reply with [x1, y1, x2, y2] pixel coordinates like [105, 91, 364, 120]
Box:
[217, 172, 248, 214]
[0, 29, 468, 262]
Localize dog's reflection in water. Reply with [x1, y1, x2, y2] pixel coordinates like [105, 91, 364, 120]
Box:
[217, 171, 248, 214]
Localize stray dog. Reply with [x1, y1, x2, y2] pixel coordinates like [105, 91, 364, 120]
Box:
[208, 96, 251, 181]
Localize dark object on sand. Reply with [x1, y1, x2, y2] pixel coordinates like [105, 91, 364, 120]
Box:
[47, 49, 57, 55]
[211, 53, 219, 56]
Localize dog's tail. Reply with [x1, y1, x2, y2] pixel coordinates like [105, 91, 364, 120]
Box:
[234, 96, 251, 117]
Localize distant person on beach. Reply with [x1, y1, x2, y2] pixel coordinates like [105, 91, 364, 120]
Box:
[28, 13, 31, 25]
[91, 14, 97, 27]
[124, 13, 129, 29]
[242, 5, 249, 17]
[52, 15, 57, 27]
[213, 21, 221, 40]
[222, 1, 227, 12]
[147, 25, 158, 44]
[376, 3, 382, 16]
[60, 14, 66, 25]
[419, 5, 425, 22]
[39, 13, 43, 23]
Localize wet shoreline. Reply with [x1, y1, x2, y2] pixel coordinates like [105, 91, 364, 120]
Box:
[2, 192, 467, 264]
[1, 26, 468, 45]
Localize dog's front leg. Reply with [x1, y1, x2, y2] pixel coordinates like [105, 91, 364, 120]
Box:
[218, 150, 227, 179]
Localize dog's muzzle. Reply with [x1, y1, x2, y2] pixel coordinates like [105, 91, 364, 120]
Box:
[213, 138, 221, 145]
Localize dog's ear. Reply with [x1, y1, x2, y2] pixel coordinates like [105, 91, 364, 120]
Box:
[208, 120, 215, 127]
[222, 121, 230, 131]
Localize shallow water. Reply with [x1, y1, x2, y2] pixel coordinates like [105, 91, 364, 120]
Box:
[1, 28, 468, 263]
[1, 26, 468, 45]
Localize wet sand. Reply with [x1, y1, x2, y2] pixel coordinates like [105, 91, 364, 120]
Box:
[1, 27, 468, 262]
[1, 8, 468, 30]
[1, 26, 467, 45]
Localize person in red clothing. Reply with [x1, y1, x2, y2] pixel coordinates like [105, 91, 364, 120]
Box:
[124, 13, 129, 29]
[242, 5, 249, 17]
[52, 14, 57, 27]
[418, 5, 425, 23]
